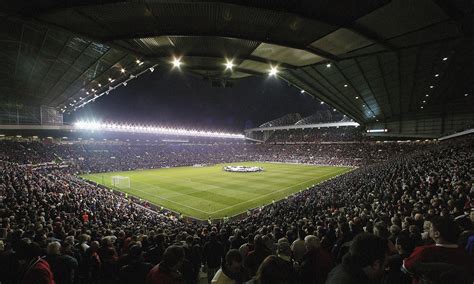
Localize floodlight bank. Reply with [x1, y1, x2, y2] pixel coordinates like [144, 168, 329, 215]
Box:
[74, 121, 245, 139]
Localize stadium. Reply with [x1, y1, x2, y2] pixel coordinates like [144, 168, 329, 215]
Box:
[0, 1, 473, 284]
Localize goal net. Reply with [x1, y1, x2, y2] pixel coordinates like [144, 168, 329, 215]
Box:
[111, 176, 130, 189]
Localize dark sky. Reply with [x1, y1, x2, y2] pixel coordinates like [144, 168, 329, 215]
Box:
[68, 70, 328, 131]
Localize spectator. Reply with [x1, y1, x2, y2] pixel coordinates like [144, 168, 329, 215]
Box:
[16, 240, 55, 284]
[45, 241, 79, 284]
[402, 216, 474, 283]
[203, 232, 225, 283]
[239, 234, 255, 258]
[211, 249, 245, 284]
[276, 240, 296, 283]
[83, 241, 102, 284]
[298, 235, 332, 284]
[326, 233, 388, 284]
[243, 235, 272, 278]
[254, 255, 291, 284]
[119, 245, 153, 284]
[291, 229, 306, 264]
[146, 245, 185, 284]
[383, 233, 414, 284]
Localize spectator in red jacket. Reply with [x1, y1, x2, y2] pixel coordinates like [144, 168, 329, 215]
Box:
[17, 240, 55, 284]
[82, 212, 89, 223]
[146, 245, 185, 284]
[402, 216, 474, 284]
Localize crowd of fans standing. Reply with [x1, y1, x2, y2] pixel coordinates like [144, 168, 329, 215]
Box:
[0, 136, 473, 284]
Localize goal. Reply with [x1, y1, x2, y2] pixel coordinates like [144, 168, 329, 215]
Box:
[111, 176, 130, 189]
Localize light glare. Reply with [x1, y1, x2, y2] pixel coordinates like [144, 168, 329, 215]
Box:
[74, 120, 245, 139]
[225, 59, 234, 70]
[268, 65, 278, 76]
[172, 57, 182, 69]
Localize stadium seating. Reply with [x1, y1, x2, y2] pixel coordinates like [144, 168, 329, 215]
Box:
[0, 137, 473, 284]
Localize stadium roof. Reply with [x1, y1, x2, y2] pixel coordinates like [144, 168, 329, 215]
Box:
[1, 0, 473, 136]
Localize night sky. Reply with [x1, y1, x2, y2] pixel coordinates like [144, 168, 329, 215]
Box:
[69, 70, 327, 131]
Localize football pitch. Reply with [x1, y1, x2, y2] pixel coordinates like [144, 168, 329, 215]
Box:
[80, 162, 352, 220]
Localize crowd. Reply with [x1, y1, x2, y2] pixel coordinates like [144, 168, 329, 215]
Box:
[265, 127, 362, 143]
[0, 139, 427, 172]
[0, 136, 473, 284]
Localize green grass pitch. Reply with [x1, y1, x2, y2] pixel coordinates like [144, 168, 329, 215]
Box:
[80, 162, 352, 220]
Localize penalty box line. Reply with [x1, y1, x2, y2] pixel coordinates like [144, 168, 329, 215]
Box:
[91, 174, 210, 215]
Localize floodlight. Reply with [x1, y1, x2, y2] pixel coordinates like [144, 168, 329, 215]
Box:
[86, 91, 89, 95]
[268, 65, 278, 76]
[225, 59, 234, 70]
[300, 90, 304, 93]
[344, 84, 348, 88]
[121, 68, 126, 73]
[355, 96, 359, 99]
[442, 57, 448, 61]
[172, 57, 182, 69]
[320, 101, 324, 105]
[326, 63, 332, 68]
[429, 85, 434, 89]
[74, 120, 245, 139]
[136, 59, 141, 64]
[465, 93, 469, 97]
[434, 74, 439, 77]
[366, 129, 388, 133]
[98, 83, 102, 87]
[149, 67, 154, 72]
[123, 82, 127, 86]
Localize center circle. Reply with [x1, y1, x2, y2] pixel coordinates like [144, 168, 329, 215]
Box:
[223, 165, 264, 173]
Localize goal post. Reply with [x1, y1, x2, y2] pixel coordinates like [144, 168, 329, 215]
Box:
[111, 176, 130, 189]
